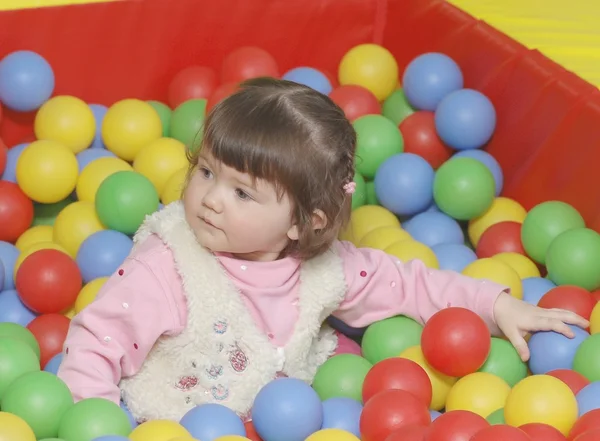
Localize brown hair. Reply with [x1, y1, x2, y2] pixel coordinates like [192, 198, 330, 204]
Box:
[185, 77, 357, 260]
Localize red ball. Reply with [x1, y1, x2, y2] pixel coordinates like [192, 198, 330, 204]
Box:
[385, 425, 429, 441]
[221, 46, 279, 84]
[547, 369, 590, 396]
[569, 409, 600, 441]
[244, 420, 263, 441]
[329, 85, 381, 122]
[471, 425, 532, 441]
[573, 429, 600, 441]
[360, 389, 430, 441]
[321, 69, 339, 89]
[206, 82, 240, 114]
[476, 221, 526, 258]
[519, 423, 566, 441]
[399, 111, 453, 169]
[362, 357, 432, 406]
[538, 286, 596, 321]
[0, 137, 7, 176]
[428, 410, 489, 441]
[16, 249, 82, 314]
[27, 313, 71, 368]
[168, 66, 218, 108]
[0, 180, 34, 243]
[421, 307, 491, 377]
[591, 290, 600, 303]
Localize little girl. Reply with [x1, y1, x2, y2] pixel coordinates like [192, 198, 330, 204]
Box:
[57, 77, 587, 423]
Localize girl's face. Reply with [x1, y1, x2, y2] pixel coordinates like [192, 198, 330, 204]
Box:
[183, 150, 299, 261]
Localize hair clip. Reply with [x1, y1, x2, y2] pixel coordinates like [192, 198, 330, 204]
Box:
[343, 181, 356, 195]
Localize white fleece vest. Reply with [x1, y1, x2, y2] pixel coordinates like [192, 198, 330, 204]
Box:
[119, 202, 347, 422]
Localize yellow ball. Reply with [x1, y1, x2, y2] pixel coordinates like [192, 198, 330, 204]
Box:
[399, 345, 457, 410]
[129, 419, 191, 441]
[504, 375, 578, 436]
[468, 197, 527, 246]
[102, 99, 163, 161]
[492, 252, 541, 279]
[445, 372, 511, 418]
[75, 277, 108, 313]
[63, 306, 75, 319]
[462, 258, 523, 299]
[76, 156, 133, 203]
[161, 167, 188, 205]
[339, 205, 401, 245]
[338, 44, 399, 101]
[34, 95, 96, 153]
[15, 140, 79, 204]
[14, 241, 70, 277]
[385, 239, 439, 269]
[305, 428, 361, 441]
[53, 201, 105, 258]
[134, 137, 188, 195]
[0, 411, 36, 441]
[358, 226, 412, 250]
[590, 302, 600, 334]
[15, 225, 53, 252]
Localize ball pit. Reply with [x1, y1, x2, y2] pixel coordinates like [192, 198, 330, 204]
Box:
[0, 1, 600, 440]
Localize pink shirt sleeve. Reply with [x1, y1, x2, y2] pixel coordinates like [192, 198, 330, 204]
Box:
[57, 239, 185, 404]
[332, 241, 507, 334]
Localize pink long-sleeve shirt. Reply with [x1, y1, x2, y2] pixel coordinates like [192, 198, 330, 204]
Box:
[57, 235, 507, 404]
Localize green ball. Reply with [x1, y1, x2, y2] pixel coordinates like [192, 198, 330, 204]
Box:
[95, 171, 159, 235]
[32, 197, 74, 227]
[365, 180, 379, 205]
[433, 157, 495, 220]
[2, 371, 74, 439]
[382, 88, 415, 125]
[0, 337, 40, 400]
[573, 332, 600, 381]
[147, 100, 172, 137]
[353, 114, 404, 179]
[361, 315, 423, 364]
[477, 337, 527, 387]
[351, 173, 367, 210]
[170, 99, 206, 151]
[546, 228, 600, 290]
[0, 322, 41, 360]
[520, 201, 585, 264]
[486, 408, 505, 425]
[311, 354, 373, 402]
[58, 397, 132, 441]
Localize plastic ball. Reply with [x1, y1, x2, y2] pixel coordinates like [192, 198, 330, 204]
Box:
[31, 197, 73, 227]
[446, 373, 510, 418]
[34, 95, 96, 153]
[0, 180, 34, 243]
[477, 337, 528, 387]
[129, 420, 191, 441]
[220, 46, 279, 84]
[0, 411, 36, 441]
[244, 420, 262, 441]
[13, 241, 69, 277]
[76, 156, 133, 203]
[147, 100, 172, 137]
[340, 205, 400, 245]
[350, 172, 367, 210]
[427, 410, 490, 441]
[16, 140, 79, 204]
[399, 111, 453, 169]
[26, 313, 70, 368]
[283, 67, 332, 95]
[74, 277, 107, 313]
[546, 228, 600, 291]
[338, 43, 398, 101]
[0, 141, 6, 176]
[385, 240, 439, 269]
[504, 375, 578, 436]
[161, 167, 188, 205]
[573, 334, 600, 382]
[1, 142, 28, 182]
[312, 354, 372, 402]
[568, 409, 600, 440]
[76, 147, 115, 172]
[0, 337, 40, 399]
[469, 197, 527, 246]
[0, 322, 40, 359]
[0, 50, 54, 112]
[382, 88, 415, 125]
[0, 289, 37, 326]
[493, 252, 540, 279]
[402, 52, 463, 111]
[353, 115, 404, 179]
[591, 302, 600, 334]
[453, 149, 503, 196]
[95, 171, 159, 235]
[471, 425, 531, 441]
[329, 85, 380, 122]
[519, 423, 567, 441]
[374, 153, 434, 216]
[252, 378, 323, 441]
[53, 201, 105, 258]
[433, 157, 495, 220]
[476, 221, 525, 258]
[180, 404, 245, 441]
[206, 82, 240, 114]
[538, 286, 595, 321]
[486, 409, 505, 425]
[577, 382, 600, 417]
[14, 225, 55, 252]
[102, 98, 163, 161]
[361, 315, 423, 364]
[357, 226, 411, 250]
[44, 352, 63, 375]
[431, 243, 477, 273]
[404, 211, 463, 248]
[547, 369, 590, 396]
[321, 399, 363, 438]
[521, 201, 585, 265]
[57, 398, 132, 441]
[76, 230, 132, 283]
[522, 277, 557, 306]
[88, 103, 108, 148]
[168, 66, 218, 108]
[170, 99, 206, 150]
[462, 258, 523, 299]
[133, 137, 188, 195]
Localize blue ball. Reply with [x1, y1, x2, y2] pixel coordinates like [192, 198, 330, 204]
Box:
[89, 104, 108, 149]
[180, 403, 245, 441]
[528, 324, 589, 374]
[0, 241, 19, 290]
[76, 230, 133, 283]
[435, 89, 497, 150]
[431, 243, 477, 273]
[76, 148, 116, 173]
[0, 289, 37, 326]
[0, 259, 4, 290]
[44, 352, 63, 375]
[576, 382, 600, 417]
[0, 50, 55, 112]
[1, 143, 28, 183]
[404, 211, 464, 248]
[522, 277, 556, 306]
[120, 400, 139, 429]
[282, 67, 332, 95]
[402, 52, 463, 111]
[374, 153, 435, 216]
[321, 397, 362, 437]
[453, 150, 503, 196]
[429, 410, 442, 421]
[252, 378, 323, 441]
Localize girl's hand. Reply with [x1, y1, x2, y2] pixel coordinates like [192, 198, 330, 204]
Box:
[493, 292, 590, 361]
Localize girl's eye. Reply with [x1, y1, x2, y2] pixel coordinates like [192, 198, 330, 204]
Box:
[235, 188, 251, 201]
[200, 167, 212, 179]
